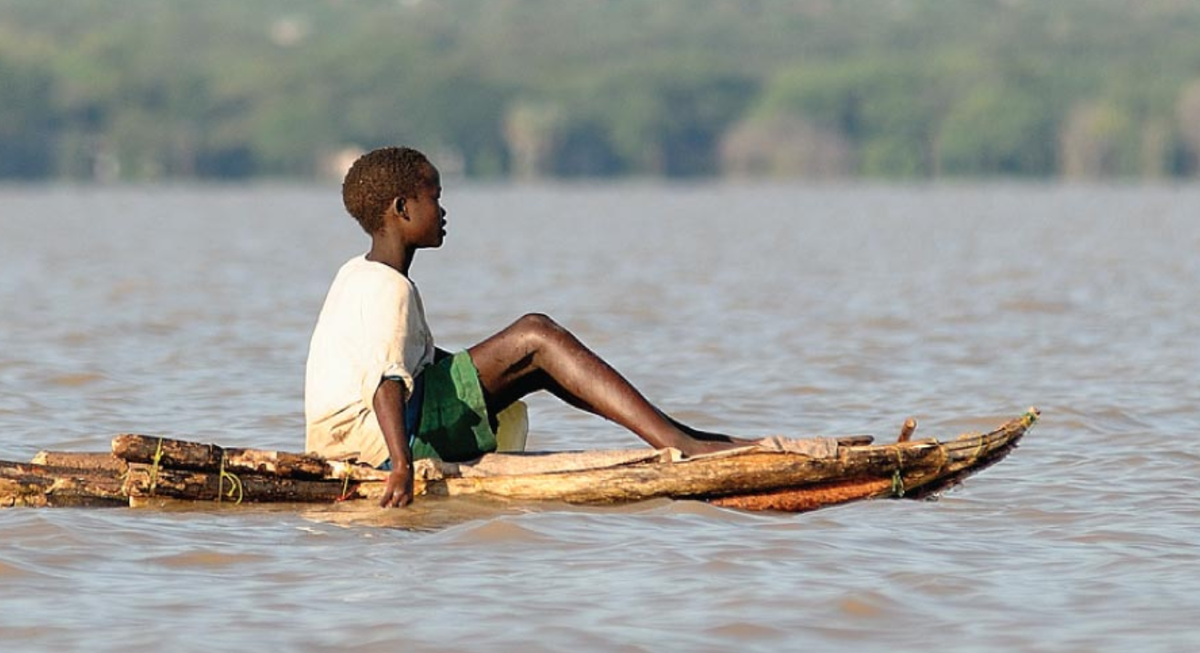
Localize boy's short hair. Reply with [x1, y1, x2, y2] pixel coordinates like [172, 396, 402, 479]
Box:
[342, 146, 433, 235]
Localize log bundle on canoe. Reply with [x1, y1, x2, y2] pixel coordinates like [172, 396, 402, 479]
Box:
[1, 408, 1038, 513]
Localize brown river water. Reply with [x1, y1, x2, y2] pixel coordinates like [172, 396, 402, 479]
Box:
[1, 183, 1198, 651]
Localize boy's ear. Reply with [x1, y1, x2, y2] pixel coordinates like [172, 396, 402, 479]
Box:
[394, 197, 407, 216]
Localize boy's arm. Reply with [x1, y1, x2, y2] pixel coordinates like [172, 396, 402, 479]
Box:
[373, 378, 413, 508]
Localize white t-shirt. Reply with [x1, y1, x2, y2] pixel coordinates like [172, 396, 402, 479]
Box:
[304, 255, 435, 467]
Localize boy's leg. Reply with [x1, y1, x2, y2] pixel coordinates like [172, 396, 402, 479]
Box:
[466, 313, 751, 456]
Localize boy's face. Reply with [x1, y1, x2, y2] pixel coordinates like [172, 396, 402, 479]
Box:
[402, 166, 446, 248]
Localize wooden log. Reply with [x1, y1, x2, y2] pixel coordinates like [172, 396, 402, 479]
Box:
[897, 418, 917, 443]
[112, 434, 333, 479]
[709, 440, 972, 512]
[1, 460, 127, 507]
[31, 451, 128, 474]
[1, 468, 53, 508]
[377, 411, 1033, 508]
[8, 409, 1034, 511]
[360, 441, 952, 504]
[424, 449, 670, 479]
[122, 463, 356, 503]
[712, 477, 896, 512]
[904, 426, 1026, 499]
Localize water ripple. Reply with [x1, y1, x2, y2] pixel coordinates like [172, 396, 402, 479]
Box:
[2, 185, 1200, 652]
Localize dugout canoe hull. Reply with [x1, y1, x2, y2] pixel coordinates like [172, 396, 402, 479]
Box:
[1, 409, 1037, 513]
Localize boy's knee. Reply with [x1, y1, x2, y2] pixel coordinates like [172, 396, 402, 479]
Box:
[517, 312, 559, 333]
[515, 313, 567, 343]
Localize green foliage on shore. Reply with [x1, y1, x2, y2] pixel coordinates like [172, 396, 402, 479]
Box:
[2, 0, 1199, 180]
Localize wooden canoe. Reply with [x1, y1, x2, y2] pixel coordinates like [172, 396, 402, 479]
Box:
[0, 408, 1037, 513]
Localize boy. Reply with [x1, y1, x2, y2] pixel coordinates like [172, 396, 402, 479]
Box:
[305, 146, 752, 508]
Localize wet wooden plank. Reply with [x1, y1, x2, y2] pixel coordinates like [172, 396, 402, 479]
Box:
[112, 434, 332, 479]
[122, 463, 355, 503]
[0, 461, 127, 507]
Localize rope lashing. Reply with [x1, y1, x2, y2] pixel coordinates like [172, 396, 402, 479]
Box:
[147, 437, 164, 496]
[217, 452, 244, 504]
[891, 448, 905, 498]
[338, 470, 352, 502]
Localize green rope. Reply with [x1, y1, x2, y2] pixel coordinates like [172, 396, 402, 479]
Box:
[147, 437, 164, 496]
[217, 453, 244, 504]
[891, 449, 905, 498]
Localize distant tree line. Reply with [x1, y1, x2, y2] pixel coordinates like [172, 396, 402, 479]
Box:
[2, 0, 1199, 181]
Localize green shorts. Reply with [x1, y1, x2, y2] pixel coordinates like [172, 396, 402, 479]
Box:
[407, 350, 497, 462]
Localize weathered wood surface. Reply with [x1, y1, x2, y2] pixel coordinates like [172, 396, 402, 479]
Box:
[111, 434, 392, 484]
[1, 461, 127, 507]
[369, 409, 1037, 509]
[711, 478, 897, 512]
[122, 463, 354, 503]
[710, 419, 1026, 511]
[418, 449, 671, 479]
[370, 437, 942, 504]
[31, 451, 127, 474]
[3, 409, 1037, 512]
[112, 434, 333, 479]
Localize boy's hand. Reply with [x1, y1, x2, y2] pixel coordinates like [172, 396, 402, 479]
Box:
[380, 465, 413, 508]
[372, 378, 414, 508]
